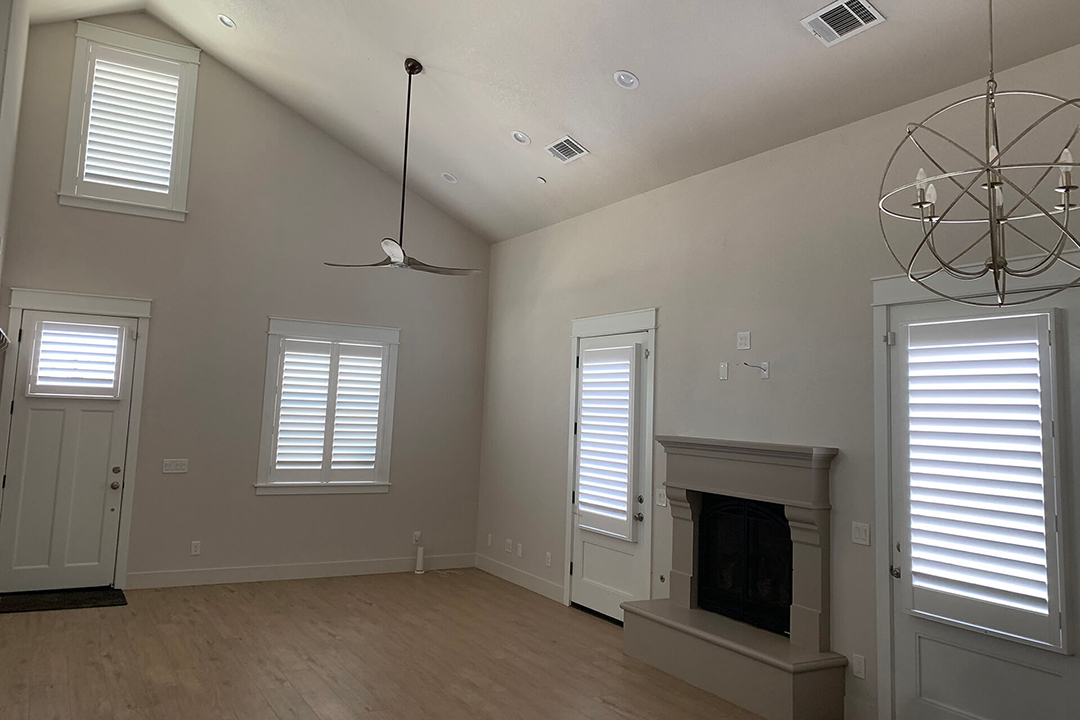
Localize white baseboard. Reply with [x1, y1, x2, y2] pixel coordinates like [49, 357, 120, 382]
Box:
[845, 695, 878, 720]
[474, 553, 564, 603]
[123, 553, 475, 590]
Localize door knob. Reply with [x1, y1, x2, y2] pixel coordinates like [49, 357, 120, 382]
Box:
[110, 481, 121, 490]
[634, 512, 645, 522]
[112, 466, 122, 474]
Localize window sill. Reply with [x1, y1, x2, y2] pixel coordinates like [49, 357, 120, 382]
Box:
[58, 193, 187, 222]
[254, 482, 390, 496]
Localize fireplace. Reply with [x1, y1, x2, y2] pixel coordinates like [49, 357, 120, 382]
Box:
[697, 495, 792, 636]
[621, 437, 846, 720]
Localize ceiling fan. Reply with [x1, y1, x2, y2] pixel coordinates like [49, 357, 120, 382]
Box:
[325, 57, 479, 276]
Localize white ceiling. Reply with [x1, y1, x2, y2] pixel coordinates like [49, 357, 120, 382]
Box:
[27, 0, 1080, 242]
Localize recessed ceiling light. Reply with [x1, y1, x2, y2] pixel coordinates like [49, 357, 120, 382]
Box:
[441, 172, 458, 184]
[614, 70, 639, 90]
[217, 14, 236, 29]
[536, 177, 547, 184]
[512, 131, 531, 146]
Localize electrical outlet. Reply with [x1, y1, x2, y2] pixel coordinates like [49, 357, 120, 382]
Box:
[516, 543, 522, 558]
[852, 653, 866, 679]
[852, 522, 872, 546]
[718, 362, 728, 380]
[656, 489, 668, 507]
[545, 552, 552, 567]
[736, 332, 751, 350]
[504, 539, 512, 553]
[487, 533, 492, 547]
[163, 459, 189, 474]
[190, 540, 201, 556]
[413, 531, 422, 544]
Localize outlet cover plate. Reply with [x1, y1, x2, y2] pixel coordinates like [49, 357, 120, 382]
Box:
[163, 459, 188, 474]
[736, 332, 751, 350]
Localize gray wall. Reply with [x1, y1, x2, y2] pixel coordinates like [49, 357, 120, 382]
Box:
[3, 13, 490, 584]
[474, 43, 1080, 718]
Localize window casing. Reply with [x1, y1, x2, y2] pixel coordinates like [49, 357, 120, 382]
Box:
[900, 311, 1066, 649]
[59, 22, 200, 221]
[256, 319, 399, 495]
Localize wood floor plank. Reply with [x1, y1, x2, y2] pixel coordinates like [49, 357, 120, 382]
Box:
[0, 570, 765, 720]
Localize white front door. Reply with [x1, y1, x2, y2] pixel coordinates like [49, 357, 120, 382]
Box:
[888, 300, 1080, 719]
[571, 331, 652, 620]
[0, 310, 138, 592]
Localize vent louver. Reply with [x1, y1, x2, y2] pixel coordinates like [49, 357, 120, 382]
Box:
[545, 136, 589, 164]
[801, 0, 885, 47]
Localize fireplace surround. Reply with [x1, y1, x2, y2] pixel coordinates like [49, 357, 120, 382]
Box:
[621, 437, 847, 720]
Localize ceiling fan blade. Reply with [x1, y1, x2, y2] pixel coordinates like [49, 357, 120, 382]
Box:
[324, 257, 394, 268]
[405, 256, 480, 276]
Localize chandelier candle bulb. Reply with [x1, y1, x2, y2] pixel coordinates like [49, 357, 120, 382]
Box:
[925, 184, 937, 206]
[1060, 148, 1074, 190]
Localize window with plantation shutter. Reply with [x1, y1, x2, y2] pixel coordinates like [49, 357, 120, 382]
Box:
[257, 319, 399, 495]
[60, 23, 200, 221]
[902, 312, 1065, 648]
[27, 321, 125, 398]
[574, 341, 641, 540]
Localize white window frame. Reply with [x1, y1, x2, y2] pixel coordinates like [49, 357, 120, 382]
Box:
[256, 318, 400, 496]
[59, 22, 200, 222]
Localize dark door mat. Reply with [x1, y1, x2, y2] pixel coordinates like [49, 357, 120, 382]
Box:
[0, 586, 127, 614]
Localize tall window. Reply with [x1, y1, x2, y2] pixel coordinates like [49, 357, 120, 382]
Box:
[256, 319, 399, 495]
[903, 312, 1065, 648]
[60, 22, 200, 221]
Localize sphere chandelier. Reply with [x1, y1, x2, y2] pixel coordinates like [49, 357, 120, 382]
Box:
[879, 0, 1079, 306]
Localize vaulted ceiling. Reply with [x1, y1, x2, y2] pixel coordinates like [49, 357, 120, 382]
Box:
[27, 0, 1080, 242]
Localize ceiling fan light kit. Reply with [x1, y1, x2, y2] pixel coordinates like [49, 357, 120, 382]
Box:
[878, 0, 1079, 306]
[325, 57, 479, 277]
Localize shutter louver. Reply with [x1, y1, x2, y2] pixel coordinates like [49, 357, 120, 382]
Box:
[274, 341, 331, 471]
[84, 57, 179, 194]
[331, 345, 384, 470]
[576, 344, 638, 539]
[30, 322, 124, 397]
[907, 315, 1051, 617]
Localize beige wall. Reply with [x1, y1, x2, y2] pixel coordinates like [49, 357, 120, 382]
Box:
[0, 0, 29, 277]
[3, 13, 490, 584]
[475, 43, 1080, 717]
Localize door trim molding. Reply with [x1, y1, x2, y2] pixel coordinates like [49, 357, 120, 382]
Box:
[0, 288, 152, 591]
[563, 308, 658, 607]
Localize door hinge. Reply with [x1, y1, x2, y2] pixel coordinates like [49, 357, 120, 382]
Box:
[572, 490, 576, 504]
[576, 356, 580, 369]
[1, 475, 5, 489]
[17, 328, 22, 343]
[883, 331, 896, 346]
[574, 421, 578, 435]
[890, 565, 901, 579]
[9, 400, 12, 415]
[570, 561, 573, 576]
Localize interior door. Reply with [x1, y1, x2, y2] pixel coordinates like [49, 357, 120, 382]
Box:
[888, 300, 1080, 719]
[0, 310, 137, 592]
[571, 331, 651, 620]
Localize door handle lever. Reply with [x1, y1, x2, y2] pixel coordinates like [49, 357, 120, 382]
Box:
[634, 512, 645, 522]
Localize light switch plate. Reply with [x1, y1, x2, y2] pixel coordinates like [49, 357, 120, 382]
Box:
[852, 654, 866, 679]
[718, 362, 728, 380]
[656, 489, 668, 507]
[163, 459, 188, 474]
[516, 543, 522, 558]
[736, 332, 751, 350]
[545, 552, 552, 567]
[852, 522, 871, 546]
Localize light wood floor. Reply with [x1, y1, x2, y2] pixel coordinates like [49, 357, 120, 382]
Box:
[0, 568, 764, 720]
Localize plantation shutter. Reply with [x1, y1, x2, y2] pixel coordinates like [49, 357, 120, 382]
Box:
[331, 344, 385, 471]
[274, 340, 332, 472]
[28, 321, 125, 398]
[575, 343, 640, 539]
[905, 312, 1062, 646]
[83, 54, 180, 194]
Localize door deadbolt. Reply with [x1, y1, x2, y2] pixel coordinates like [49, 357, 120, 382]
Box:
[637, 495, 644, 504]
[110, 481, 121, 490]
[112, 466, 122, 474]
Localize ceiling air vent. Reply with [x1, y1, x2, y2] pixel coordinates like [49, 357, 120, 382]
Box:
[545, 136, 589, 164]
[802, 0, 885, 47]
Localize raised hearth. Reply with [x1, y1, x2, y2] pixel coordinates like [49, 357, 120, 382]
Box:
[621, 437, 846, 720]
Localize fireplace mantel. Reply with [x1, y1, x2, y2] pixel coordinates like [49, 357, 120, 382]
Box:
[621, 436, 845, 720]
[656, 436, 837, 510]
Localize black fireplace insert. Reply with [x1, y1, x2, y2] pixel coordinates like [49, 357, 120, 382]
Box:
[697, 494, 792, 636]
